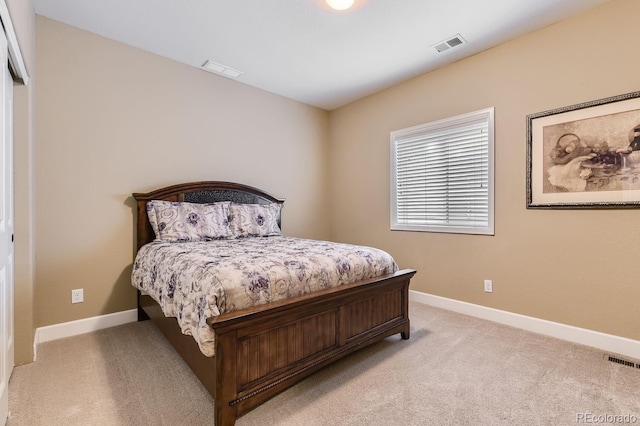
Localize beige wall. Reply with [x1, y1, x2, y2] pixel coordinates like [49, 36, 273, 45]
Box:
[328, 0, 640, 341]
[29, 0, 640, 353]
[35, 17, 330, 327]
[6, 0, 36, 364]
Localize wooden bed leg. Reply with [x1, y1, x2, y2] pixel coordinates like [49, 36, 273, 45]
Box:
[401, 278, 410, 340]
[137, 291, 150, 321]
[137, 306, 150, 321]
[401, 320, 410, 340]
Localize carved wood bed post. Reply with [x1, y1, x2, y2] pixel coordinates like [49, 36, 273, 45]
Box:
[215, 330, 238, 426]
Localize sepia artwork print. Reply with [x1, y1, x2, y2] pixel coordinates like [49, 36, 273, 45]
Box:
[527, 91, 640, 209]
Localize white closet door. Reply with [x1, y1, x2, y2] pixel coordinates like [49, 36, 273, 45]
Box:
[0, 24, 13, 426]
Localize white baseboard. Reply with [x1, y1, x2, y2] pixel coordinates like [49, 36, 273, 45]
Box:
[33, 309, 138, 361]
[410, 290, 640, 360]
[31, 295, 640, 363]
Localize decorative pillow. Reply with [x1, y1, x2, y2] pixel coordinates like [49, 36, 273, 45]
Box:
[228, 203, 282, 238]
[146, 201, 161, 238]
[146, 200, 231, 242]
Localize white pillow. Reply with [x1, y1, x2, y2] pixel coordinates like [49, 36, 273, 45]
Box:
[146, 200, 231, 242]
[228, 203, 282, 238]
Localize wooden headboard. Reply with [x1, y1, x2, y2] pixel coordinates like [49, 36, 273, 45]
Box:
[132, 181, 285, 250]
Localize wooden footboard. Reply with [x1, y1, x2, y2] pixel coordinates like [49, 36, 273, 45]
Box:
[211, 269, 415, 426]
[138, 268, 414, 426]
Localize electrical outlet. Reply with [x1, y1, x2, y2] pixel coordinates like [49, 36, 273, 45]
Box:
[71, 288, 84, 304]
[483, 279, 493, 293]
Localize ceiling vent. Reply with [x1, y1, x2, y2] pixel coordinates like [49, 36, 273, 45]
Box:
[202, 60, 243, 79]
[432, 34, 466, 53]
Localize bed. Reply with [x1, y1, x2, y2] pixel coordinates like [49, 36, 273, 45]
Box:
[132, 181, 416, 426]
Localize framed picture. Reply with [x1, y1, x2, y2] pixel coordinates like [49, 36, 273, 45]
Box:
[527, 91, 640, 209]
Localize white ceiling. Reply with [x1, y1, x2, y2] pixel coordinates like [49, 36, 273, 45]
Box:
[33, 0, 611, 111]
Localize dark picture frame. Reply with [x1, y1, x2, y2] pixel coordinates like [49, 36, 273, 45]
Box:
[527, 91, 640, 209]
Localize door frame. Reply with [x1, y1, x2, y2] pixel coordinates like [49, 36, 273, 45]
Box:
[0, 2, 29, 424]
[0, 0, 29, 85]
[0, 32, 12, 425]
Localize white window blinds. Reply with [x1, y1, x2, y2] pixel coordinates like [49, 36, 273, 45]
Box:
[391, 107, 494, 235]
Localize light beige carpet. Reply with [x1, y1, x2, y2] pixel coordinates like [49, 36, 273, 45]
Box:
[8, 302, 640, 425]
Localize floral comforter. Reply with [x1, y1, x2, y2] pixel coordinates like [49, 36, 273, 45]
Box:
[131, 236, 398, 356]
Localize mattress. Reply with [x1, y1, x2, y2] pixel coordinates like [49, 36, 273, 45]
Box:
[131, 236, 398, 356]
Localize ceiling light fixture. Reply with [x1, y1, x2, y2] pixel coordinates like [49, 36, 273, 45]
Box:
[326, 0, 355, 11]
[202, 60, 243, 79]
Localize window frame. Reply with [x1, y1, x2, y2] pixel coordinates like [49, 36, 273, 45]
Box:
[390, 107, 495, 235]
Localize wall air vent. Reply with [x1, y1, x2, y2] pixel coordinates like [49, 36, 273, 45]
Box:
[432, 34, 466, 53]
[604, 354, 640, 370]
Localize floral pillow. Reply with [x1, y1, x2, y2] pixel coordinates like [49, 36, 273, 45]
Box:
[146, 200, 231, 242]
[228, 202, 282, 238]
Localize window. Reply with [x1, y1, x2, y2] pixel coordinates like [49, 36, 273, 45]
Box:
[390, 107, 494, 235]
